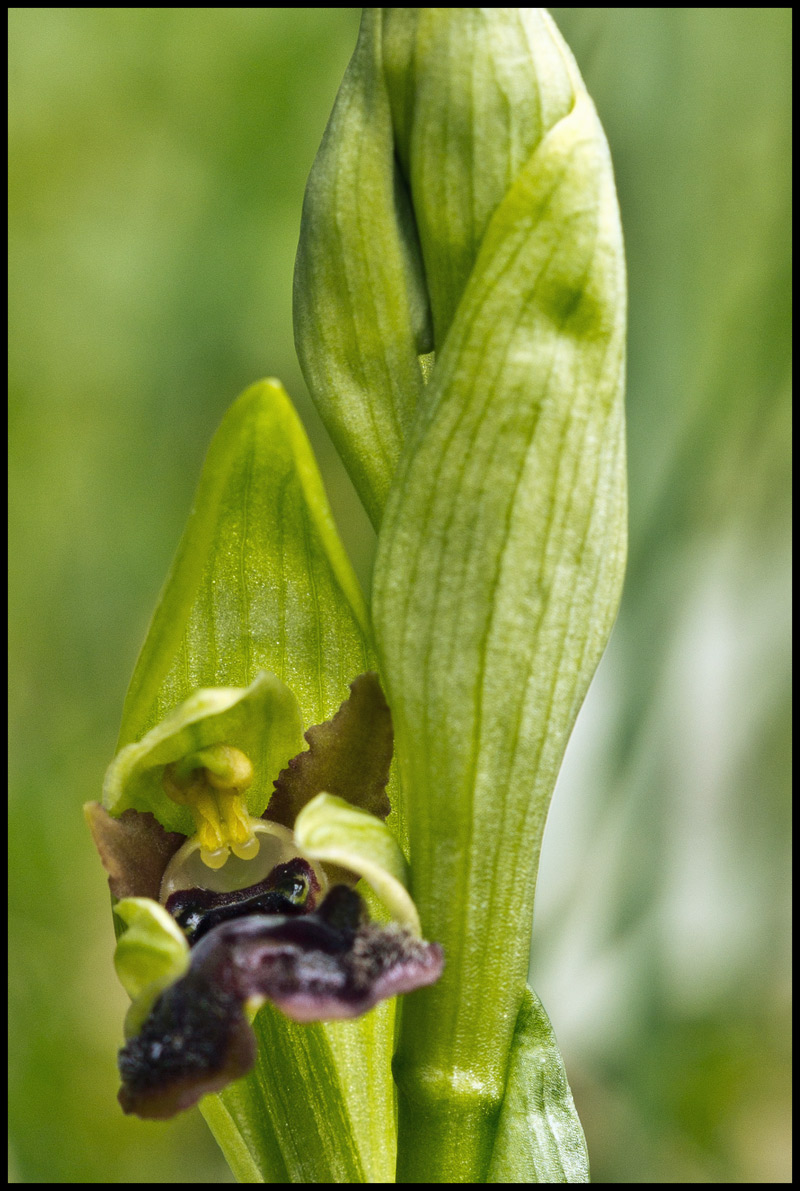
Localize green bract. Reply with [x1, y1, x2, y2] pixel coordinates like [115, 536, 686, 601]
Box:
[117, 378, 372, 749]
[297, 8, 624, 1182]
[487, 987, 591, 1182]
[294, 10, 430, 527]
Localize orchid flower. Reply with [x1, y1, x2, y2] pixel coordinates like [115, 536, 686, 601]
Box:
[86, 670, 441, 1120]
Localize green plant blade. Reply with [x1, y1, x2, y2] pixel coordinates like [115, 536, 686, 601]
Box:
[293, 9, 430, 527]
[382, 8, 575, 347]
[487, 986, 589, 1183]
[112, 379, 396, 1181]
[373, 21, 626, 1182]
[200, 1085, 289, 1184]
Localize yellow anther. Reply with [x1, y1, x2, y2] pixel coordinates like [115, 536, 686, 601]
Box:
[199, 845, 229, 870]
[232, 836, 260, 861]
[162, 744, 260, 870]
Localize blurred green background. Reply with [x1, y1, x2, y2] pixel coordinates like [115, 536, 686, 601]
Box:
[8, 7, 790, 1184]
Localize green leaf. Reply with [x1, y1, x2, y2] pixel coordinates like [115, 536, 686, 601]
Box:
[371, 12, 625, 1181]
[104, 672, 304, 834]
[295, 792, 419, 934]
[293, 9, 431, 527]
[200, 1086, 289, 1185]
[107, 379, 396, 1181]
[247, 1005, 367, 1183]
[487, 986, 589, 1183]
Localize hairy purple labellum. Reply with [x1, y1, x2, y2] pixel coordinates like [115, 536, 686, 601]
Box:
[119, 884, 443, 1119]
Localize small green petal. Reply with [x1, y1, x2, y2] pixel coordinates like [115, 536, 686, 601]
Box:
[295, 792, 420, 935]
[103, 671, 305, 836]
[113, 896, 190, 1037]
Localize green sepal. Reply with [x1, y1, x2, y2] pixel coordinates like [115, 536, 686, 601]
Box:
[487, 986, 589, 1183]
[116, 378, 372, 749]
[113, 896, 190, 1038]
[295, 792, 419, 935]
[102, 671, 305, 835]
